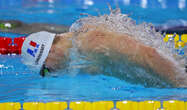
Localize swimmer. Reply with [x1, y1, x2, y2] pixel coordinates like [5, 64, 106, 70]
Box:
[21, 8, 186, 88]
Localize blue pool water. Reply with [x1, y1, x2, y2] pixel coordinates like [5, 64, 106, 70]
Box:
[0, 0, 187, 102]
[0, 0, 187, 26]
[1, 54, 187, 102]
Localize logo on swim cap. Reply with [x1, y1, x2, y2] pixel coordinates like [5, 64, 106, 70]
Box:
[21, 31, 55, 71]
[27, 41, 40, 57]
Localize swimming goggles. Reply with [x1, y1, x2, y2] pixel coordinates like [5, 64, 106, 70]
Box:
[40, 64, 50, 77]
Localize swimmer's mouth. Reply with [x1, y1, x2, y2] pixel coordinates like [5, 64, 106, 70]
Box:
[40, 64, 51, 77]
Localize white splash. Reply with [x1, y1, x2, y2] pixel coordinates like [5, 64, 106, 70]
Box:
[84, 0, 94, 6]
[69, 7, 186, 86]
[123, 0, 130, 5]
[158, 0, 167, 9]
[141, 0, 148, 8]
[179, 0, 186, 10]
[0, 64, 4, 68]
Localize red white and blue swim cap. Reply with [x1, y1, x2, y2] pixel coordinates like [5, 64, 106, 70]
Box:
[21, 31, 55, 71]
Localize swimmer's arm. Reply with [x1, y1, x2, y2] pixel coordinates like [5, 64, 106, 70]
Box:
[44, 30, 182, 87]
[76, 28, 179, 86]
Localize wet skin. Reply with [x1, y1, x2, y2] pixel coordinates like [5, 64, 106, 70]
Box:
[45, 27, 185, 87]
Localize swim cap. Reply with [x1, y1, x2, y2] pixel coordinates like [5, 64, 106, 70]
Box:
[21, 31, 55, 71]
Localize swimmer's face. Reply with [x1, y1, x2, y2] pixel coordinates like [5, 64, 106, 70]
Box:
[45, 33, 73, 71]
